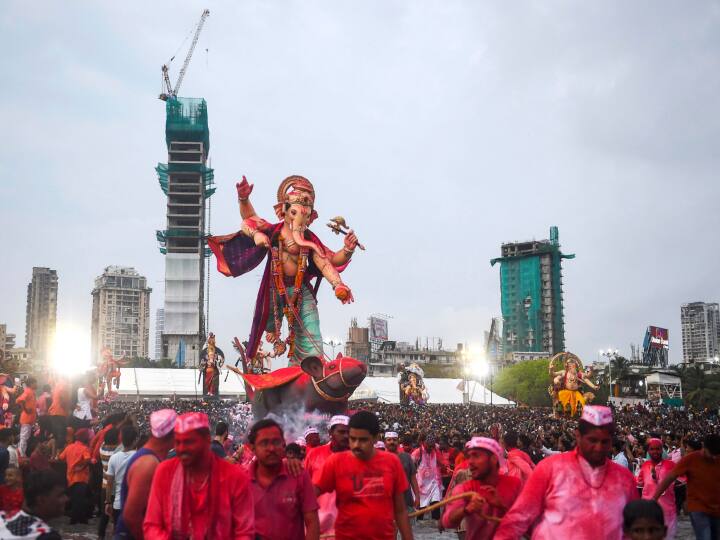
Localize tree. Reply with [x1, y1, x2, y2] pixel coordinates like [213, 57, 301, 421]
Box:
[127, 357, 179, 369]
[156, 357, 178, 369]
[680, 364, 720, 409]
[493, 359, 551, 407]
[609, 355, 632, 396]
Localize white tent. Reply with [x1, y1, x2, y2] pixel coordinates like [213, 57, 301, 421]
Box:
[114, 369, 513, 405]
[349, 377, 514, 406]
[115, 368, 246, 399]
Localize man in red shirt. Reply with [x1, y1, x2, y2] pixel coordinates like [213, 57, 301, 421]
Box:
[247, 418, 319, 540]
[315, 410, 413, 540]
[304, 415, 350, 535]
[144, 412, 254, 539]
[502, 430, 535, 488]
[15, 376, 37, 457]
[442, 437, 522, 540]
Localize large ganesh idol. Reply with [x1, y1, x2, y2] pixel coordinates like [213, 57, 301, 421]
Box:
[208, 175, 366, 415]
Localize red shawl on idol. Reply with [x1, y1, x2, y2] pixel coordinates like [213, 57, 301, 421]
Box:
[207, 223, 349, 362]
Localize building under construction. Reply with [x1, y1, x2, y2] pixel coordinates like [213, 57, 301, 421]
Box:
[155, 97, 214, 367]
[491, 227, 574, 360]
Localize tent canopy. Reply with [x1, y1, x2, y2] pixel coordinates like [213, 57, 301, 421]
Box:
[116, 369, 514, 405]
[116, 368, 246, 398]
[349, 377, 514, 405]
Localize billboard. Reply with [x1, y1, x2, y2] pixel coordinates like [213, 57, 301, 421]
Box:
[369, 317, 389, 341]
[647, 326, 669, 350]
[642, 326, 669, 367]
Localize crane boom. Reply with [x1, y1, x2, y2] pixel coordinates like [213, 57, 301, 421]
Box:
[174, 9, 210, 97]
[159, 9, 210, 101]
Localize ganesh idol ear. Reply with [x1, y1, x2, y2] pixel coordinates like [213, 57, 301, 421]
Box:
[307, 209, 318, 226]
[301, 356, 324, 380]
[273, 202, 284, 220]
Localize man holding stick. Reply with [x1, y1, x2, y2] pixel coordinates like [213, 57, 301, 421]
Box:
[442, 437, 522, 540]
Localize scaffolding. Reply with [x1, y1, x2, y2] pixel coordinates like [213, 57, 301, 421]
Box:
[490, 226, 575, 359]
[156, 97, 215, 367]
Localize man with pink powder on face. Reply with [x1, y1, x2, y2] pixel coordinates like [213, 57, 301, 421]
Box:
[637, 437, 677, 539]
[494, 406, 638, 540]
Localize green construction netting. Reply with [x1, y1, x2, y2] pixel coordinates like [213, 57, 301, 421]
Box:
[499, 257, 543, 353]
[165, 97, 210, 152]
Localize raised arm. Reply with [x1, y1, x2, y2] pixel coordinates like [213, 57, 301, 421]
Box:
[236, 176, 259, 221]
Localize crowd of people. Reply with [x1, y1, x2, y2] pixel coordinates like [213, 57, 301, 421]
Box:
[0, 370, 717, 539]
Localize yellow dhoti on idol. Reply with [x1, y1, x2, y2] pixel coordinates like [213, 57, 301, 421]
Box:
[557, 389, 586, 416]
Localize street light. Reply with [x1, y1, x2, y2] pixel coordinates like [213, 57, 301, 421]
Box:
[323, 339, 342, 359]
[601, 348, 619, 399]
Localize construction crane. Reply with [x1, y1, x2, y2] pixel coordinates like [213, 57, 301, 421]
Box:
[159, 9, 210, 101]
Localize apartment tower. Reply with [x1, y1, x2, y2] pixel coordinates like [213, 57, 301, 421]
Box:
[681, 302, 720, 364]
[25, 267, 58, 367]
[91, 266, 151, 364]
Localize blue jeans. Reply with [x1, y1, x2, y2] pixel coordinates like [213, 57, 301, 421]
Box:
[689, 512, 720, 540]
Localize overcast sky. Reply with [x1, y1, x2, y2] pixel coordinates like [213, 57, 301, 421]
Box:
[1, 1, 719, 366]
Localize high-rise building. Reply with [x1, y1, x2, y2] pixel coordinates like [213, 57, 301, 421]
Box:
[155, 97, 215, 367]
[681, 302, 720, 364]
[490, 227, 574, 359]
[154, 308, 165, 361]
[25, 267, 58, 367]
[91, 266, 151, 364]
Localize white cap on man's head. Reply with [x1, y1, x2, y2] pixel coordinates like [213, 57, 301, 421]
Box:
[329, 415, 349, 428]
[303, 427, 319, 438]
[384, 431, 399, 439]
[580, 405, 614, 427]
[150, 409, 177, 438]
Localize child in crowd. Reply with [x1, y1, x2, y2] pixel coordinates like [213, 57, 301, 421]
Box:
[0, 466, 24, 516]
[623, 499, 667, 540]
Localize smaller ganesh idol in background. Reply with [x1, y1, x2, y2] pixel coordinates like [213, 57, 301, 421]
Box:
[548, 352, 598, 417]
[400, 363, 429, 405]
[199, 333, 225, 397]
[208, 175, 362, 368]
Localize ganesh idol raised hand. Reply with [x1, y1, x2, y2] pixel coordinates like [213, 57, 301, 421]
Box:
[208, 175, 360, 365]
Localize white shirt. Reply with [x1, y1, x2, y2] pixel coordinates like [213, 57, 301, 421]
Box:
[73, 387, 93, 420]
[106, 449, 136, 510]
[612, 451, 629, 469]
[7, 445, 18, 468]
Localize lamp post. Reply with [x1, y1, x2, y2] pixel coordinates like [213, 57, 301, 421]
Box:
[324, 339, 342, 359]
[462, 358, 470, 404]
[601, 348, 619, 400]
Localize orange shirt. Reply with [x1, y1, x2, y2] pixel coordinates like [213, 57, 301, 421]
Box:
[673, 451, 720, 516]
[16, 387, 37, 425]
[48, 382, 69, 416]
[58, 441, 91, 485]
